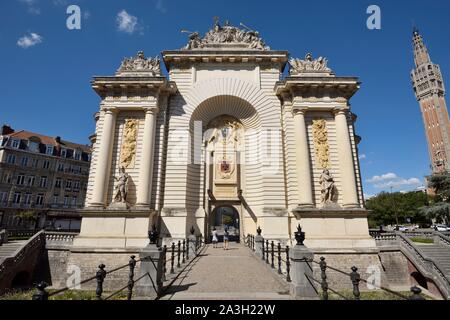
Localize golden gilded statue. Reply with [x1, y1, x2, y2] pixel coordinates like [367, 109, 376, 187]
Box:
[312, 119, 329, 169]
[120, 119, 138, 169]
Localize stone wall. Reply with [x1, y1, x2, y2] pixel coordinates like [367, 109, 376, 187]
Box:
[40, 248, 141, 292]
[378, 250, 411, 290]
[311, 251, 388, 292]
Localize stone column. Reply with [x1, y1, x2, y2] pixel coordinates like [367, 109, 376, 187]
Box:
[289, 244, 318, 299]
[90, 107, 117, 207]
[136, 108, 159, 207]
[334, 109, 359, 208]
[293, 108, 314, 208]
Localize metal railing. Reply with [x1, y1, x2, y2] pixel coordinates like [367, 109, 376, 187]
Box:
[32, 234, 205, 300]
[374, 232, 450, 299]
[32, 255, 152, 301]
[245, 232, 426, 300]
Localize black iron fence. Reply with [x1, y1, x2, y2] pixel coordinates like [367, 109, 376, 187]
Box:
[32, 234, 204, 300]
[245, 233, 426, 300]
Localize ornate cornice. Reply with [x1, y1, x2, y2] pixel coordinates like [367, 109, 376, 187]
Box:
[275, 77, 360, 103]
[162, 50, 288, 72]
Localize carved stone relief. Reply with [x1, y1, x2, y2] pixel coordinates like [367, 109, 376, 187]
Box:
[120, 119, 138, 169]
[312, 119, 330, 169]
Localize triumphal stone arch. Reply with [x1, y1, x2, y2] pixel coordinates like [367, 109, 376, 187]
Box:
[70, 21, 377, 274]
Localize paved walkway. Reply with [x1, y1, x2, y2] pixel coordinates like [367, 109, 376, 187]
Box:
[160, 243, 291, 300]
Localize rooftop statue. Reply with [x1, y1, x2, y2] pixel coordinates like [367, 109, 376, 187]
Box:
[117, 51, 161, 76]
[289, 53, 333, 75]
[182, 18, 270, 50]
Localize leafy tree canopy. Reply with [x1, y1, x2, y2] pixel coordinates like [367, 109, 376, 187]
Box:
[366, 191, 429, 228]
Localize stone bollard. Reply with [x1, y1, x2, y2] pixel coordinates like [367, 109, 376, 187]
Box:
[135, 243, 164, 299]
[289, 224, 318, 299]
[254, 235, 264, 258]
[188, 234, 197, 257]
[136, 227, 164, 299]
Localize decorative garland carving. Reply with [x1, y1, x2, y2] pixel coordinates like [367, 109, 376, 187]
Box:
[312, 119, 329, 169]
[120, 119, 138, 169]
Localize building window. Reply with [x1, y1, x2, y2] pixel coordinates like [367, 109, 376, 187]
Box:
[53, 194, 59, 205]
[57, 163, 64, 172]
[24, 193, 32, 206]
[39, 176, 47, 188]
[21, 157, 28, 167]
[3, 172, 12, 184]
[63, 195, 69, 208]
[16, 174, 25, 186]
[61, 148, 67, 158]
[31, 158, 39, 168]
[65, 179, 72, 191]
[11, 139, 20, 149]
[0, 191, 8, 204]
[36, 194, 44, 206]
[74, 150, 81, 160]
[6, 154, 16, 164]
[71, 196, 77, 207]
[43, 160, 50, 169]
[28, 141, 39, 152]
[55, 178, 62, 188]
[73, 180, 80, 191]
[27, 176, 36, 186]
[13, 192, 21, 204]
[46, 145, 54, 155]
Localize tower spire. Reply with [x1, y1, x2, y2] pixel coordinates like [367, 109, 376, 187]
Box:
[412, 27, 431, 67]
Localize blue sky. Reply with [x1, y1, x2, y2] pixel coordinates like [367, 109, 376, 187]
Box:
[1, 0, 449, 197]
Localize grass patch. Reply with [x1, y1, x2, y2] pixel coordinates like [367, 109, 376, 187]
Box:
[320, 290, 432, 300]
[0, 289, 128, 300]
[410, 237, 434, 244]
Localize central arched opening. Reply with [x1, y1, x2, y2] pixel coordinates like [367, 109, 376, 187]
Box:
[209, 205, 240, 243]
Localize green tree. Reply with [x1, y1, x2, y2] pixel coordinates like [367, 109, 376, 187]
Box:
[366, 191, 429, 228]
[419, 172, 450, 224]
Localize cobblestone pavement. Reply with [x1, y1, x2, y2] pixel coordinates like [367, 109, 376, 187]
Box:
[160, 242, 291, 300]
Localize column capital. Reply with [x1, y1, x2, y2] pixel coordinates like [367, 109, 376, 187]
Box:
[143, 107, 160, 115]
[102, 106, 119, 114]
[292, 107, 308, 116]
[332, 107, 348, 116]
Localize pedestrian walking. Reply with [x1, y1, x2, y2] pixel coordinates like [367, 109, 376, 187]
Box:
[212, 227, 218, 248]
[223, 227, 229, 250]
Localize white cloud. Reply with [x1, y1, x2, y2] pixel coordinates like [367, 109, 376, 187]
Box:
[19, 0, 41, 15]
[52, 0, 68, 5]
[373, 178, 421, 189]
[359, 154, 366, 160]
[17, 32, 43, 48]
[117, 10, 139, 34]
[156, 0, 167, 13]
[367, 172, 397, 183]
[83, 10, 91, 20]
[364, 194, 374, 200]
[366, 172, 422, 190]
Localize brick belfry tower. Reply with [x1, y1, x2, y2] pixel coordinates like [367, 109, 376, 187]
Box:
[411, 27, 450, 173]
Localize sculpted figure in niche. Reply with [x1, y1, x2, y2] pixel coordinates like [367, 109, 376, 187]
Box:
[113, 166, 129, 204]
[320, 169, 336, 204]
